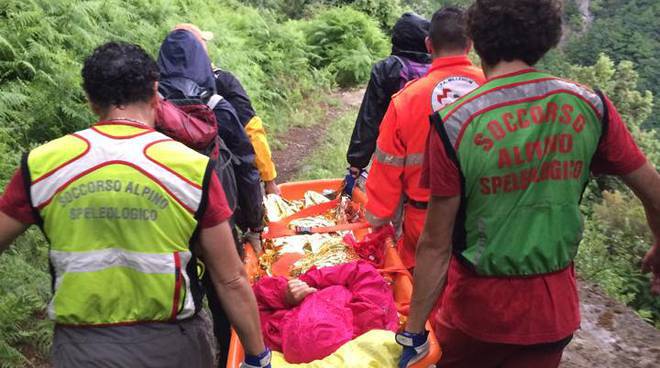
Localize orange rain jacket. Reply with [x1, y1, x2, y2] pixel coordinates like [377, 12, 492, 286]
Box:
[365, 55, 486, 226]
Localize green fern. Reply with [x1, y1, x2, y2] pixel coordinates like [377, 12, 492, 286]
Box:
[0, 35, 16, 61]
[0, 1, 335, 363]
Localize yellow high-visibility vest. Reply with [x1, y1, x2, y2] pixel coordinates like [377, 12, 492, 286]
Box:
[25, 121, 211, 325]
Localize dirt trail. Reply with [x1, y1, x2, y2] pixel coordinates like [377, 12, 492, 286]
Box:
[271, 89, 364, 183]
[274, 88, 660, 368]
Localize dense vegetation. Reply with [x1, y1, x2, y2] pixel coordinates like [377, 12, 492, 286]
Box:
[0, 0, 389, 365]
[0, 0, 658, 366]
[564, 0, 660, 128]
[565, 55, 660, 327]
[539, 0, 660, 327]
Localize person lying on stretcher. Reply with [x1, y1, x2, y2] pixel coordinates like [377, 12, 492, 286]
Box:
[252, 261, 399, 363]
[285, 278, 317, 306]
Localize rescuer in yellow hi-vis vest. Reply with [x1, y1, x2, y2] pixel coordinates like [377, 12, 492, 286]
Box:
[0, 42, 272, 368]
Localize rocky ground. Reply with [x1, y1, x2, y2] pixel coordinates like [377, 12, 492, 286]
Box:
[562, 282, 660, 368]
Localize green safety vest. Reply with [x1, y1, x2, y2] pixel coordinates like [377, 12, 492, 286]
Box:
[24, 122, 211, 325]
[434, 71, 605, 276]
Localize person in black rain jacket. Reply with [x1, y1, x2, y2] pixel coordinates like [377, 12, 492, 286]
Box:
[346, 13, 432, 175]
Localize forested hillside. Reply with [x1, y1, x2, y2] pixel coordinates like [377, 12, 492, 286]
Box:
[565, 0, 659, 128]
[543, 0, 660, 328]
[0, 0, 658, 366]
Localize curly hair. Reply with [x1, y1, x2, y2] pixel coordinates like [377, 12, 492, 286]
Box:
[467, 0, 562, 67]
[82, 42, 159, 110]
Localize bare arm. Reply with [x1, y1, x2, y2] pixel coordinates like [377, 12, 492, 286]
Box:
[199, 221, 266, 355]
[0, 211, 29, 254]
[622, 163, 660, 294]
[405, 195, 460, 333]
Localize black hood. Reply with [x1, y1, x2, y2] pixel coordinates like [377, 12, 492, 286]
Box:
[391, 12, 430, 56]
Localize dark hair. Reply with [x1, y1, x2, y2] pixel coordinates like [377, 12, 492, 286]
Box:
[82, 42, 159, 110]
[467, 0, 562, 67]
[429, 7, 469, 52]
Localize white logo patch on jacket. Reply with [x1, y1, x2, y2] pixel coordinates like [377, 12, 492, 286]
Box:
[431, 76, 479, 111]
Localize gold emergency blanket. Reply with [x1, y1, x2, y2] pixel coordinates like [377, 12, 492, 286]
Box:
[290, 238, 359, 276]
[261, 192, 363, 277]
[270, 330, 401, 367]
[264, 192, 331, 223]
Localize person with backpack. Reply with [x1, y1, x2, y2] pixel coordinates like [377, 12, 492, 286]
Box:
[213, 67, 280, 195]
[174, 23, 281, 196]
[345, 12, 431, 190]
[0, 41, 270, 368]
[364, 7, 485, 271]
[157, 29, 264, 237]
[156, 29, 267, 368]
[398, 1, 660, 367]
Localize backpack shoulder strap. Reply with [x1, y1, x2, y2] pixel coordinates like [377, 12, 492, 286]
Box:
[392, 55, 408, 72]
[207, 94, 224, 110]
[392, 55, 413, 89]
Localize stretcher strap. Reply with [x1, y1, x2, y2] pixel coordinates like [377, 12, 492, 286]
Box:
[264, 221, 371, 239]
[302, 222, 371, 234]
[265, 198, 367, 239]
[276, 199, 341, 226]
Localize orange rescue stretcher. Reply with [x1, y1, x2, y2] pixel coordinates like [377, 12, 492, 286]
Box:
[227, 179, 441, 367]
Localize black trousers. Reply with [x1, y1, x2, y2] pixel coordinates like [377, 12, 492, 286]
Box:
[203, 225, 244, 368]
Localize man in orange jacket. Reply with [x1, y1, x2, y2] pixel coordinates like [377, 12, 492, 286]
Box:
[365, 7, 486, 270]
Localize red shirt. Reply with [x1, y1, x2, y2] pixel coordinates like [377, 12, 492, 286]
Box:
[421, 90, 647, 344]
[0, 168, 232, 229]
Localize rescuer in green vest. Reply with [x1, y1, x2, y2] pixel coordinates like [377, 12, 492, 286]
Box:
[397, 0, 660, 367]
[0, 42, 271, 368]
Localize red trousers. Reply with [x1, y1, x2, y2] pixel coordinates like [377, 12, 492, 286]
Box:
[397, 205, 426, 269]
[434, 318, 570, 368]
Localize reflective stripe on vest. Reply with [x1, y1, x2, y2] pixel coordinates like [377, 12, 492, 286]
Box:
[28, 125, 207, 325]
[48, 249, 195, 321]
[31, 129, 202, 213]
[436, 74, 604, 276]
[374, 148, 424, 168]
[442, 78, 604, 148]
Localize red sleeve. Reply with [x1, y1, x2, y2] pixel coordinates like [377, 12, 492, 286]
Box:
[420, 127, 461, 197]
[591, 95, 647, 176]
[0, 169, 37, 225]
[199, 172, 233, 228]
